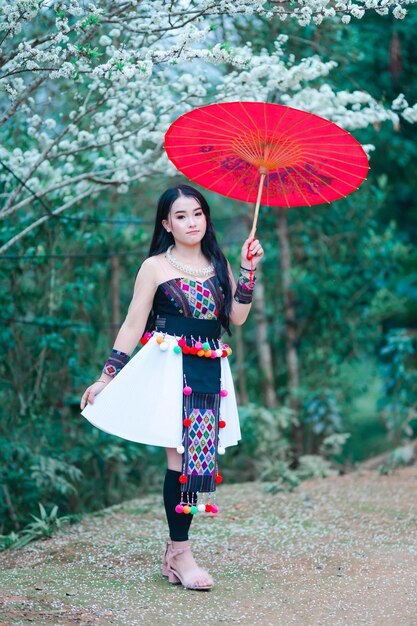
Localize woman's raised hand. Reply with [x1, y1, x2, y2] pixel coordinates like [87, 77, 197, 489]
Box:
[80, 380, 109, 410]
[241, 237, 264, 269]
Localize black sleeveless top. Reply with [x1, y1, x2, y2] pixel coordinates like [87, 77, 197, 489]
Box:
[153, 276, 224, 320]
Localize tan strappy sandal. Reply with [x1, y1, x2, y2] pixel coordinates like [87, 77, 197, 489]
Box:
[162, 539, 213, 591]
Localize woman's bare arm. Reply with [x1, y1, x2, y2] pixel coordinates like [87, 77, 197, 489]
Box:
[228, 262, 252, 326]
[228, 237, 264, 326]
[112, 257, 158, 355]
[80, 258, 158, 407]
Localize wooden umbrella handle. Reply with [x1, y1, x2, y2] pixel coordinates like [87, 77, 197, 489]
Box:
[247, 172, 266, 259]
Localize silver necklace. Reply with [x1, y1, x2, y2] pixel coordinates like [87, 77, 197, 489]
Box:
[165, 245, 215, 278]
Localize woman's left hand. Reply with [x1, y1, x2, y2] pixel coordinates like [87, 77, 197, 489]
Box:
[241, 237, 264, 269]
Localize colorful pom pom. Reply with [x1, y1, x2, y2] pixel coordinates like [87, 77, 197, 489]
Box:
[175, 504, 184, 514]
[159, 342, 168, 351]
[202, 342, 210, 351]
[183, 505, 191, 514]
[216, 349, 223, 357]
[197, 504, 206, 513]
[211, 504, 219, 514]
[156, 335, 164, 344]
[204, 350, 212, 358]
[219, 420, 226, 428]
[176, 445, 185, 454]
[190, 506, 197, 515]
[195, 341, 203, 350]
[190, 347, 198, 355]
[183, 385, 192, 395]
[197, 349, 205, 357]
[183, 418, 192, 427]
[205, 504, 213, 513]
[140, 337, 148, 346]
[211, 351, 217, 359]
[178, 338, 186, 348]
[221, 350, 228, 358]
[220, 389, 228, 397]
[218, 446, 225, 455]
[215, 475, 223, 484]
[173, 345, 182, 354]
[182, 345, 190, 354]
[179, 474, 187, 484]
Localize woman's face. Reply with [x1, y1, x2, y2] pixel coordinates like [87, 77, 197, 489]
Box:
[162, 194, 207, 246]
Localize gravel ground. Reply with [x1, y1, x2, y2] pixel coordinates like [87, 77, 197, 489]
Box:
[1, 467, 416, 626]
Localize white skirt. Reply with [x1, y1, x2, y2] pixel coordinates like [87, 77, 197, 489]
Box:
[81, 334, 241, 449]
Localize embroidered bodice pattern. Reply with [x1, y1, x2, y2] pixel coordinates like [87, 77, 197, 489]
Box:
[155, 276, 223, 320]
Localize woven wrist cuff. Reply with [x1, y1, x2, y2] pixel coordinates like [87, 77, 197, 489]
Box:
[234, 272, 256, 304]
[103, 349, 130, 378]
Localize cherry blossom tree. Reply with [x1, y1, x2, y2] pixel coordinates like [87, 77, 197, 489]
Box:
[0, 0, 416, 253]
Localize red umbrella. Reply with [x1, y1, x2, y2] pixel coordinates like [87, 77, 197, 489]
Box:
[165, 101, 369, 240]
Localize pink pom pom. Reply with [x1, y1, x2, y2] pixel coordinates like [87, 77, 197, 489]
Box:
[211, 352, 217, 359]
[195, 341, 203, 350]
[220, 389, 228, 397]
[183, 385, 192, 395]
[211, 504, 219, 514]
[175, 504, 184, 514]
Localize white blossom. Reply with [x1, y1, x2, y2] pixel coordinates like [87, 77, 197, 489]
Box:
[393, 4, 407, 17]
[1, 0, 416, 253]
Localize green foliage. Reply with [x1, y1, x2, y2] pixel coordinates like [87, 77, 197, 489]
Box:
[0, 503, 74, 551]
[377, 329, 417, 443]
[236, 404, 298, 487]
[378, 441, 416, 475]
[295, 455, 338, 480]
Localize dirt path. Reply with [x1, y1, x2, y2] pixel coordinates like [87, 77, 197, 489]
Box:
[1, 467, 416, 626]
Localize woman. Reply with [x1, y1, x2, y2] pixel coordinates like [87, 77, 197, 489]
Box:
[80, 184, 264, 590]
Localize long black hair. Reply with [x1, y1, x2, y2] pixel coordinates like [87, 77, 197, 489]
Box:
[148, 184, 232, 334]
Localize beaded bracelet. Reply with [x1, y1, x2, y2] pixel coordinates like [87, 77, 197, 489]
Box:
[234, 271, 256, 304]
[102, 348, 130, 378]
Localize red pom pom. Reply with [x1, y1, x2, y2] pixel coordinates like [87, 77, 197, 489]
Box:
[221, 350, 228, 358]
[205, 504, 213, 512]
[190, 347, 198, 355]
[140, 337, 148, 345]
[183, 418, 192, 427]
[215, 475, 223, 484]
[179, 474, 187, 484]
[182, 345, 190, 354]
[219, 420, 226, 428]
[178, 338, 186, 348]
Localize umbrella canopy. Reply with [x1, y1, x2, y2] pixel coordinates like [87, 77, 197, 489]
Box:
[165, 101, 369, 211]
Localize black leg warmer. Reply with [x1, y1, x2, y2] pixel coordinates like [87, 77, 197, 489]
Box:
[163, 469, 196, 541]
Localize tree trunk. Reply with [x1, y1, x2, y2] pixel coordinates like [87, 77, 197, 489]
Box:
[234, 324, 249, 405]
[253, 265, 277, 408]
[110, 254, 121, 343]
[276, 207, 302, 462]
